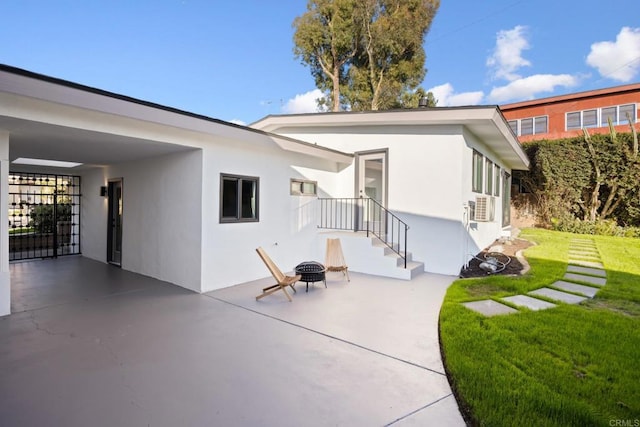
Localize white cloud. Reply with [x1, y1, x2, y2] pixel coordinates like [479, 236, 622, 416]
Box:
[228, 119, 246, 126]
[586, 27, 640, 82]
[486, 25, 531, 81]
[426, 83, 484, 106]
[281, 89, 324, 114]
[487, 74, 579, 103]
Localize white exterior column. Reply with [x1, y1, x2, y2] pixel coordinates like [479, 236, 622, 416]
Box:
[0, 131, 9, 316]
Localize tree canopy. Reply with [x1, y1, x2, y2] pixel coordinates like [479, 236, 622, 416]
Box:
[293, 0, 439, 111]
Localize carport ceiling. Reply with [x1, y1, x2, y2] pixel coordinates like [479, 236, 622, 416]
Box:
[1, 116, 196, 169]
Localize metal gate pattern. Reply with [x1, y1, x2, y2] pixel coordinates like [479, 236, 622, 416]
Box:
[9, 172, 81, 261]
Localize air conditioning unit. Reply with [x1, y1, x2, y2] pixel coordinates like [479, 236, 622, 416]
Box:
[474, 196, 495, 222]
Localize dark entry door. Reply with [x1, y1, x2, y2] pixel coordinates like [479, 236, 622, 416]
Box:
[107, 179, 123, 266]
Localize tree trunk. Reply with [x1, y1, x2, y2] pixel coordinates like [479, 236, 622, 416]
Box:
[589, 181, 600, 221]
[600, 183, 618, 219]
[332, 64, 340, 111]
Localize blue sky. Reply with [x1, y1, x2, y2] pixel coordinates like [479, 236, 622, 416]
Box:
[2, 1, 639, 125]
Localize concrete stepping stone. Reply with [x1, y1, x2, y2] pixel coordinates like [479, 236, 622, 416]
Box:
[502, 295, 556, 311]
[564, 273, 607, 286]
[529, 288, 588, 304]
[568, 248, 599, 255]
[569, 257, 603, 264]
[566, 265, 606, 277]
[463, 300, 518, 316]
[569, 247, 598, 253]
[552, 281, 600, 298]
[569, 243, 597, 249]
[568, 252, 601, 260]
[569, 247, 599, 254]
[568, 260, 604, 269]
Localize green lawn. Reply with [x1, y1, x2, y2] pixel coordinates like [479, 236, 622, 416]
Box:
[440, 228, 640, 426]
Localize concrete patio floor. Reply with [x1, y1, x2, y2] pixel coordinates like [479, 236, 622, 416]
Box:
[0, 256, 464, 426]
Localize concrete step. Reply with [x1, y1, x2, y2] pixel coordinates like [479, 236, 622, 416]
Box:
[321, 232, 424, 280]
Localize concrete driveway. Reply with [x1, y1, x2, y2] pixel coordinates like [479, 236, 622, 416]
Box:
[0, 256, 465, 426]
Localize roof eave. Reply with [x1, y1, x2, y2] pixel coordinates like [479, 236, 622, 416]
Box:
[253, 107, 530, 170]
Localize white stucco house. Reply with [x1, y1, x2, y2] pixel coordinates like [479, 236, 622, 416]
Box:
[0, 64, 529, 316]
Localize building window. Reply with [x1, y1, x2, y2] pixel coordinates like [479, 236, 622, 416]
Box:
[485, 158, 494, 195]
[583, 109, 598, 128]
[534, 116, 548, 134]
[620, 104, 636, 124]
[566, 112, 581, 130]
[520, 118, 533, 135]
[567, 103, 637, 130]
[567, 110, 599, 130]
[601, 106, 616, 126]
[472, 150, 483, 193]
[494, 164, 501, 197]
[220, 174, 259, 223]
[602, 104, 636, 126]
[509, 116, 548, 136]
[290, 179, 317, 196]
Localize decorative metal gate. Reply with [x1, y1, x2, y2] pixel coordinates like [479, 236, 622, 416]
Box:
[8, 172, 81, 261]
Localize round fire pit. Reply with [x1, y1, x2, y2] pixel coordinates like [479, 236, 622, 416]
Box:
[294, 261, 327, 292]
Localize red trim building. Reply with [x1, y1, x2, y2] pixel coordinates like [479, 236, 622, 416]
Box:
[500, 83, 640, 143]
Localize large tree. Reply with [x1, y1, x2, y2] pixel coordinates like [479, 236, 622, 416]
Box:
[293, 0, 439, 111]
[293, 0, 361, 111]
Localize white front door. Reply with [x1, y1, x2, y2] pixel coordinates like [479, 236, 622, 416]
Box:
[356, 151, 387, 231]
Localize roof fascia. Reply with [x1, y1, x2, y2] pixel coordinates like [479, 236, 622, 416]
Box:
[253, 107, 529, 170]
[0, 64, 352, 165]
[501, 83, 640, 110]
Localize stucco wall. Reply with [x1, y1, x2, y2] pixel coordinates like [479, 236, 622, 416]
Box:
[272, 125, 512, 276]
[461, 128, 511, 262]
[82, 149, 204, 292]
[199, 136, 342, 292]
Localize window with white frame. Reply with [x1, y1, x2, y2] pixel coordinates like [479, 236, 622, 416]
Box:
[290, 178, 317, 196]
[583, 109, 598, 128]
[619, 104, 636, 124]
[220, 174, 259, 223]
[485, 158, 494, 195]
[534, 116, 548, 134]
[520, 118, 534, 135]
[494, 164, 501, 197]
[566, 103, 637, 130]
[508, 115, 548, 136]
[472, 150, 483, 193]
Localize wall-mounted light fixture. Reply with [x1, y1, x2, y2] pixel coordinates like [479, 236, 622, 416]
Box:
[100, 186, 108, 197]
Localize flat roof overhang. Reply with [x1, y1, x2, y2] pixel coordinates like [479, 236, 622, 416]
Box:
[252, 107, 530, 171]
[0, 65, 353, 169]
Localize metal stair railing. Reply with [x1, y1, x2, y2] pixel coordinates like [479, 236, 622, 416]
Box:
[318, 197, 409, 268]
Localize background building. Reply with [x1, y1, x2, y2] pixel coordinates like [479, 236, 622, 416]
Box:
[501, 83, 640, 143]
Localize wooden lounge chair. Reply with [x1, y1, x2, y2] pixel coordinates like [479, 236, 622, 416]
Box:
[325, 238, 350, 282]
[255, 247, 300, 302]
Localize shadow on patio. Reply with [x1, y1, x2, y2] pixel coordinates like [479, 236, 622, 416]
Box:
[1, 256, 464, 426]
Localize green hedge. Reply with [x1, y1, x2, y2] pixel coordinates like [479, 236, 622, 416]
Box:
[515, 129, 640, 236]
[551, 217, 640, 238]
